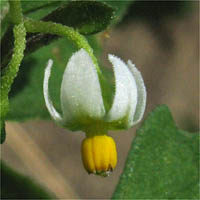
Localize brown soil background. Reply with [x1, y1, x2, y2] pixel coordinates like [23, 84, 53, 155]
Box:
[2, 3, 199, 199]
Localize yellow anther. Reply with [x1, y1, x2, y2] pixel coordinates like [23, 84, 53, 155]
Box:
[81, 135, 117, 177]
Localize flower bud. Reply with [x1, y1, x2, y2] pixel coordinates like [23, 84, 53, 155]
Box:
[81, 135, 117, 177]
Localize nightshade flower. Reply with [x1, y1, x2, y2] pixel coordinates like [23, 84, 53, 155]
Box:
[43, 49, 146, 176]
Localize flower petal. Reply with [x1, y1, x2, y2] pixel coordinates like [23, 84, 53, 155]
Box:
[127, 60, 147, 125]
[106, 55, 138, 128]
[60, 49, 105, 128]
[43, 59, 63, 124]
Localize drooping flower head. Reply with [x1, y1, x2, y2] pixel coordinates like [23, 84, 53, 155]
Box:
[43, 49, 146, 176]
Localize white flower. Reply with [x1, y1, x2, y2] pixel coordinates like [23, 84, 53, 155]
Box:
[43, 49, 146, 133]
[44, 48, 147, 176]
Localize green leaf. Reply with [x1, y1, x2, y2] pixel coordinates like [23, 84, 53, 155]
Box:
[112, 105, 199, 199]
[1, 161, 53, 199]
[6, 36, 100, 121]
[43, 1, 114, 35]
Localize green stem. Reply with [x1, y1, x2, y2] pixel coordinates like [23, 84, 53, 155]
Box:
[24, 19, 101, 74]
[0, 23, 26, 118]
[8, 0, 23, 24]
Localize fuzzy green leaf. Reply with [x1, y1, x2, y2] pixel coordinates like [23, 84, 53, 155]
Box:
[112, 105, 199, 199]
[43, 1, 114, 35]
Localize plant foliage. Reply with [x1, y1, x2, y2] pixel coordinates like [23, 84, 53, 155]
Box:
[112, 105, 199, 199]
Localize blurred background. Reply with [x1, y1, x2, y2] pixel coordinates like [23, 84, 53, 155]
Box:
[1, 1, 199, 199]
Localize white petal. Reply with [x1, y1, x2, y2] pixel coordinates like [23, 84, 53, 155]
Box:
[127, 60, 146, 125]
[106, 55, 138, 128]
[61, 49, 105, 126]
[43, 59, 63, 123]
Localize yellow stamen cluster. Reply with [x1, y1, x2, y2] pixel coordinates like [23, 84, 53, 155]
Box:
[81, 135, 117, 177]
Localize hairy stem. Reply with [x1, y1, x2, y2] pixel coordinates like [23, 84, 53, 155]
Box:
[24, 19, 101, 74]
[0, 23, 26, 118]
